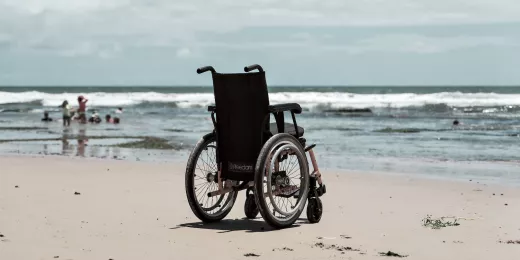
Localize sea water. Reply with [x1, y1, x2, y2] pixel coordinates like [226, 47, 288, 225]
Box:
[0, 86, 519, 185]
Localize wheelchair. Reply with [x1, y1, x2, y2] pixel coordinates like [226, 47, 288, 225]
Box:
[184, 64, 326, 229]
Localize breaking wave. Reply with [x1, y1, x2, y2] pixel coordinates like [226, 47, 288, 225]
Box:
[2, 91, 520, 112]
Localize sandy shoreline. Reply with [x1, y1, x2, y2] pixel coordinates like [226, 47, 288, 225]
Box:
[1, 155, 519, 260]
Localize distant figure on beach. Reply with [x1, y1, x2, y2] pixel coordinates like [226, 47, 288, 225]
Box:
[60, 100, 73, 126]
[41, 111, 53, 122]
[77, 95, 88, 124]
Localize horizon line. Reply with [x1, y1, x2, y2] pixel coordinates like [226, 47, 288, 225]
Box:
[1, 85, 520, 88]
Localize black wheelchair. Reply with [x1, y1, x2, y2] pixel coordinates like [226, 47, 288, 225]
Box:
[184, 64, 326, 229]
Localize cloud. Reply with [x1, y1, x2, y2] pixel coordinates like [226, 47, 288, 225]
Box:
[0, 0, 519, 57]
[337, 34, 517, 55]
[176, 47, 191, 58]
[58, 42, 122, 58]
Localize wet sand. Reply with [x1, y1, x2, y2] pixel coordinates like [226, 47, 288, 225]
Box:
[1, 155, 519, 260]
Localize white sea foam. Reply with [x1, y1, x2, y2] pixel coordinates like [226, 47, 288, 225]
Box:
[1, 91, 520, 109]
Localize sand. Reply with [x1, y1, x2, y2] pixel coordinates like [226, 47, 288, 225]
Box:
[1, 155, 519, 260]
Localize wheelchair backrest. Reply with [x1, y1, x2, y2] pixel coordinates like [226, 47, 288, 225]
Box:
[211, 71, 270, 181]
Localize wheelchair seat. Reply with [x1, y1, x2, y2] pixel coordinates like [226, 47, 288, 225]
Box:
[269, 122, 304, 137]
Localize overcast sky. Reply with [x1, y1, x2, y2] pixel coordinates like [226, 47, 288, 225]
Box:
[1, 0, 519, 86]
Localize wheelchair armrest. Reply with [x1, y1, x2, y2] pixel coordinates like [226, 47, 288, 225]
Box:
[208, 105, 216, 112]
[268, 103, 302, 114]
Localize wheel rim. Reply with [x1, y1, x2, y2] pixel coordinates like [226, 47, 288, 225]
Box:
[261, 140, 308, 222]
[192, 142, 235, 217]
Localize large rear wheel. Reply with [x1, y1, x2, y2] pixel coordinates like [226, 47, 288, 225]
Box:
[253, 133, 309, 229]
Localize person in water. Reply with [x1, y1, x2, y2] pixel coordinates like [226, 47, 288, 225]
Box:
[105, 114, 114, 123]
[88, 111, 101, 124]
[77, 95, 88, 124]
[60, 100, 73, 126]
[105, 114, 121, 124]
[41, 111, 53, 122]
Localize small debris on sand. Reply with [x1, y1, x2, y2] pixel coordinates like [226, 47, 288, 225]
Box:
[313, 242, 360, 252]
[505, 203, 508, 206]
[15, 185, 19, 188]
[340, 235, 352, 239]
[54, 256, 59, 258]
[499, 240, 520, 244]
[273, 247, 293, 251]
[317, 236, 336, 240]
[379, 251, 408, 257]
[244, 253, 260, 257]
[74, 192, 81, 195]
[0, 234, 4, 238]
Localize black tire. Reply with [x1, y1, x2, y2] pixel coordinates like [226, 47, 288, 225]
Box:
[185, 133, 237, 223]
[306, 197, 323, 223]
[253, 133, 309, 229]
[244, 194, 259, 219]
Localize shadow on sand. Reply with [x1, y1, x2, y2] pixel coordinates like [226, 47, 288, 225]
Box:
[173, 217, 308, 233]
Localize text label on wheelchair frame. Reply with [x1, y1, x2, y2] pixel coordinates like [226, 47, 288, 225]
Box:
[228, 162, 254, 173]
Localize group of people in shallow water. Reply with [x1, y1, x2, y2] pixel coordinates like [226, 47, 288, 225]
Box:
[41, 95, 122, 126]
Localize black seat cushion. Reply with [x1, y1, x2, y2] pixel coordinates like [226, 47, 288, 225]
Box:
[269, 122, 304, 137]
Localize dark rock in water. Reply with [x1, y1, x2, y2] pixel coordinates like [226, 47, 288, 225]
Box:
[324, 108, 372, 113]
[374, 127, 423, 133]
[0, 126, 48, 131]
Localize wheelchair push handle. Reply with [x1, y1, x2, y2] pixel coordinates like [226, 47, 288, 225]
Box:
[244, 64, 264, 73]
[196, 66, 216, 74]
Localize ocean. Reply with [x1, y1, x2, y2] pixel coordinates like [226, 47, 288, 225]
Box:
[1, 86, 519, 185]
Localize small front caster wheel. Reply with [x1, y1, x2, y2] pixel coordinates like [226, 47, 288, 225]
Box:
[306, 197, 323, 223]
[244, 194, 259, 219]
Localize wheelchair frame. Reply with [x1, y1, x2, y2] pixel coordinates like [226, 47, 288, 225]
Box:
[185, 64, 326, 228]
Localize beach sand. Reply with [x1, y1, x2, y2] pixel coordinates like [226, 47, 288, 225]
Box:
[1, 155, 519, 260]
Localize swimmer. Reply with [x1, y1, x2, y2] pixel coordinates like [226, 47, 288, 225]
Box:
[41, 111, 53, 122]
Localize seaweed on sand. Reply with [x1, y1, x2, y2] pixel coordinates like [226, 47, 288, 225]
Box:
[379, 251, 408, 257]
[0, 126, 48, 131]
[111, 137, 179, 150]
[422, 215, 460, 229]
[0, 135, 185, 150]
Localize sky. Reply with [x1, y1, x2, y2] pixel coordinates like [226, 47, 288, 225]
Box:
[0, 0, 519, 86]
